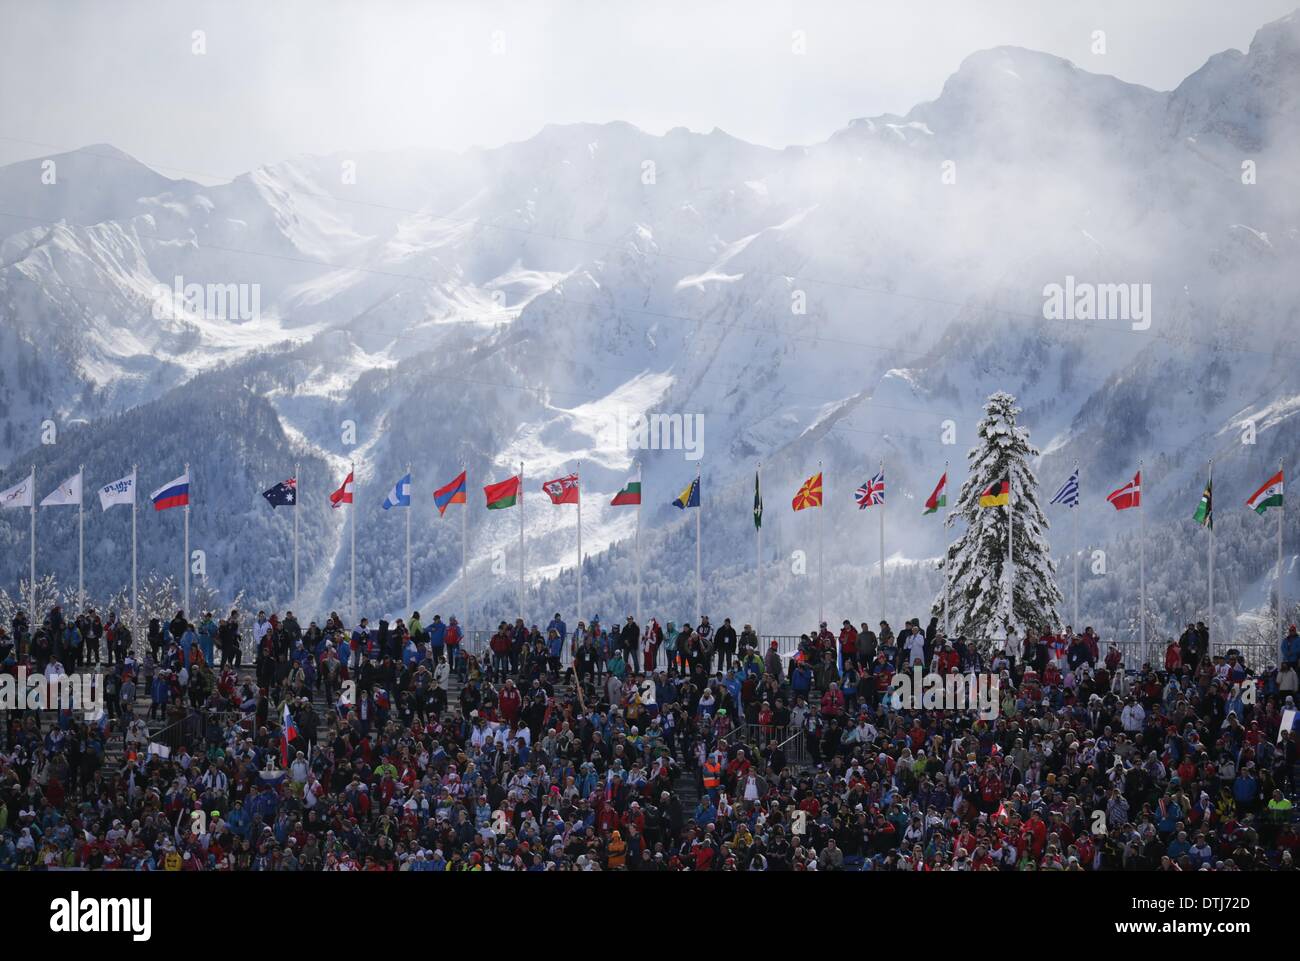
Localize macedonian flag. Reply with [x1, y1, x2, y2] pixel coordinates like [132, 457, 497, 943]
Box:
[792, 472, 823, 511]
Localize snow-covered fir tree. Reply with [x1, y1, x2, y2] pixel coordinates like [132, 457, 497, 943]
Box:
[933, 391, 1063, 641]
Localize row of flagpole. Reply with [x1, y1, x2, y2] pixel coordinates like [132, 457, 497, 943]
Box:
[2, 456, 1286, 647]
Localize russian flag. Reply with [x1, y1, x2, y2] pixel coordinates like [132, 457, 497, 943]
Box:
[281, 702, 299, 767]
[434, 470, 467, 516]
[150, 471, 190, 512]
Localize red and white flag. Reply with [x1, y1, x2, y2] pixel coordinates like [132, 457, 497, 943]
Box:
[541, 473, 580, 505]
[330, 470, 355, 509]
[1106, 471, 1141, 511]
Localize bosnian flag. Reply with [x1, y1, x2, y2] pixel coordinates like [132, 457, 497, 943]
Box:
[150, 471, 190, 511]
[330, 469, 354, 509]
[1106, 471, 1141, 511]
[281, 702, 299, 766]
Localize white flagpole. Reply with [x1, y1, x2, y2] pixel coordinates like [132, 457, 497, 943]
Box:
[1073, 461, 1079, 631]
[29, 464, 36, 622]
[576, 461, 582, 627]
[293, 461, 300, 613]
[1208, 460, 1214, 642]
[635, 459, 642, 627]
[405, 461, 412, 614]
[519, 461, 525, 622]
[461, 464, 468, 633]
[879, 457, 885, 622]
[1201, 460, 1211, 642]
[943, 462, 950, 637]
[695, 461, 702, 626]
[1139, 459, 1146, 652]
[756, 462, 762, 639]
[1279, 458, 1286, 640]
[817, 459, 824, 625]
[1007, 472, 1014, 640]
[78, 464, 84, 612]
[183, 461, 190, 616]
[350, 462, 357, 627]
[131, 464, 138, 633]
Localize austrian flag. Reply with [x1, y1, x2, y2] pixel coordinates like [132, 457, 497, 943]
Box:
[542, 473, 580, 504]
[329, 470, 354, 509]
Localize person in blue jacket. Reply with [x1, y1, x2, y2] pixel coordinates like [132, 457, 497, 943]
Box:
[1282, 625, 1300, 668]
[428, 614, 447, 663]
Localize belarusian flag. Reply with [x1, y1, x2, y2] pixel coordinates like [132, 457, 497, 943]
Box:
[1192, 477, 1213, 528]
[484, 475, 521, 510]
[1246, 470, 1283, 515]
[610, 477, 641, 506]
[923, 472, 947, 515]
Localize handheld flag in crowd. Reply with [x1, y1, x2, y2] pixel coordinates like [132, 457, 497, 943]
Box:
[923, 472, 946, 515]
[262, 478, 297, 507]
[329, 470, 354, 508]
[979, 479, 1009, 508]
[1246, 470, 1283, 515]
[434, 470, 467, 516]
[40, 471, 82, 507]
[1050, 469, 1080, 508]
[855, 471, 885, 509]
[672, 476, 700, 509]
[610, 476, 641, 507]
[0, 474, 32, 509]
[281, 702, 299, 767]
[542, 473, 580, 504]
[753, 471, 763, 529]
[382, 473, 411, 510]
[98, 472, 136, 510]
[1107, 472, 1141, 511]
[484, 475, 521, 510]
[150, 472, 190, 511]
[792, 472, 823, 511]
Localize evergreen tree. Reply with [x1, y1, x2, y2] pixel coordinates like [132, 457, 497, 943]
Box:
[933, 391, 1063, 642]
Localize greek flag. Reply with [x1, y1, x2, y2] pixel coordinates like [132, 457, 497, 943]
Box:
[1050, 469, 1079, 508]
[382, 472, 411, 510]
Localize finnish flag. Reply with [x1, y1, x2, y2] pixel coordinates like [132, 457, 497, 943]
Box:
[383, 472, 412, 510]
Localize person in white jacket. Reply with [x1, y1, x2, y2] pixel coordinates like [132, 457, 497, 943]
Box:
[1120, 697, 1145, 734]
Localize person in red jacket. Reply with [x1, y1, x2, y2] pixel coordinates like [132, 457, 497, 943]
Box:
[839, 620, 859, 667]
[821, 682, 845, 718]
[498, 679, 522, 724]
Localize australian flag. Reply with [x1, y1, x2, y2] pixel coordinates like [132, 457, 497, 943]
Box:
[262, 478, 297, 508]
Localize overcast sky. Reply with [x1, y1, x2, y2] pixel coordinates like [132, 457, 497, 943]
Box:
[1, 0, 1295, 183]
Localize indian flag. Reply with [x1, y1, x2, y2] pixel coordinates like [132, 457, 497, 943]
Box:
[1246, 470, 1283, 515]
[610, 476, 641, 507]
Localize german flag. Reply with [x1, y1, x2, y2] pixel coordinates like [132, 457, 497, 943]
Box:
[979, 479, 1010, 508]
[792, 472, 823, 511]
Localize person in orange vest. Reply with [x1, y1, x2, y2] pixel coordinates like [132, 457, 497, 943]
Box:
[702, 751, 723, 796]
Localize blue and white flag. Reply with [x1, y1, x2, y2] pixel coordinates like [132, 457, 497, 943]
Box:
[1050, 469, 1079, 508]
[382, 472, 412, 510]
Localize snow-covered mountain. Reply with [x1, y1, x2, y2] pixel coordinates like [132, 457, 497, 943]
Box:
[2, 10, 1299, 643]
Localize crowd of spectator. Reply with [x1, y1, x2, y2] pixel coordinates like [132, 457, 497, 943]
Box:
[1, 602, 1298, 871]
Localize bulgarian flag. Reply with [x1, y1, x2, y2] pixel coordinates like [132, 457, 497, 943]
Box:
[610, 476, 641, 506]
[923, 472, 947, 515]
[1246, 470, 1283, 515]
[484, 475, 521, 510]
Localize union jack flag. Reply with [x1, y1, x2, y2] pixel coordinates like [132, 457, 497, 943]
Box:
[855, 471, 885, 509]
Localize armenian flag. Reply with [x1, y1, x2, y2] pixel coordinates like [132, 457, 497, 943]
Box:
[434, 470, 468, 516]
